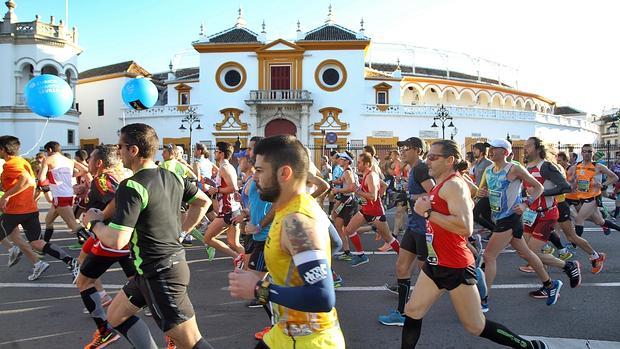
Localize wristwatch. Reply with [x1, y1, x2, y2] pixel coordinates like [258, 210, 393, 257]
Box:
[254, 279, 271, 305]
[423, 208, 432, 219]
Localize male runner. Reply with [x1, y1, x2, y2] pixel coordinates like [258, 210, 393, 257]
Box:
[379, 137, 434, 326]
[83, 123, 212, 349]
[471, 143, 495, 232]
[161, 144, 196, 179]
[332, 152, 359, 262]
[229, 135, 345, 349]
[401, 139, 548, 349]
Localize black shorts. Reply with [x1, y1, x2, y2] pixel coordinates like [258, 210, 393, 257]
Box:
[557, 201, 571, 223]
[493, 213, 523, 238]
[248, 240, 267, 272]
[336, 199, 358, 226]
[80, 253, 136, 279]
[362, 214, 387, 223]
[218, 209, 241, 226]
[0, 212, 41, 242]
[565, 198, 581, 206]
[401, 229, 428, 261]
[123, 259, 194, 332]
[422, 263, 477, 291]
[243, 234, 254, 254]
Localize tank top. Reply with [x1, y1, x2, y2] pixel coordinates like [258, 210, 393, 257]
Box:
[572, 162, 600, 199]
[47, 166, 74, 197]
[240, 174, 252, 208]
[360, 171, 384, 216]
[248, 180, 271, 241]
[195, 157, 212, 180]
[426, 173, 475, 268]
[215, 166, 241, 214]
[485, 162, 522, 221]
[524, 161, 559, 221]
[264, 194, 339, 335]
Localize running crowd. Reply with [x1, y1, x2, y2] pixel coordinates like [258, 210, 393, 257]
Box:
[0, 124, 618, 349]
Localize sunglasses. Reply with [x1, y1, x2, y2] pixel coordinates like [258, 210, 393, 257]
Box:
[116, 143, 134, 149]
[582, 150, 593, 153]
[426, 153, 448, 161]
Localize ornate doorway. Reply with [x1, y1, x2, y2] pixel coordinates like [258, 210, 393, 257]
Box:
[265, 118, 297, 137]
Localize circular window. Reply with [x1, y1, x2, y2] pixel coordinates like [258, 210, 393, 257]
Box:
[315, 60, 347, 92]
[215, 62, 246, 92]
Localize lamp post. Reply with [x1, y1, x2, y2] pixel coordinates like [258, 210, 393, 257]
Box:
[431, 104, 454, 139]
[179, 106, 202, 159]
[450, 127, 458, 141]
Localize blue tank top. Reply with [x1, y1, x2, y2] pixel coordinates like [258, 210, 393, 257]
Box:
[485, 163, 522, 221]
[248, 180, 272, 241]
[240, 174, 252, 208]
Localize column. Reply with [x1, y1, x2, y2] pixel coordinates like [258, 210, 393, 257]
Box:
[300, 105, 310, 145]
[249, 104, 258, 136]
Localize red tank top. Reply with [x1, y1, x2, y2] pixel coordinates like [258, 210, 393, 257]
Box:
[524, 161, 559, 220]
[427, 173, 475, 268]
[216, 171, 240, 214]
[360, 171, 385, 216]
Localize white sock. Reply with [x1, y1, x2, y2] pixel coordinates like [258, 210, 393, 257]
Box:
[558, 248, 567, 254]
[590, 251, 600, 260]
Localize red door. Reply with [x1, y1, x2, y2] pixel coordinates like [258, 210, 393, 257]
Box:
[270, 66, 291, 90]
[265, 119, 297, 137]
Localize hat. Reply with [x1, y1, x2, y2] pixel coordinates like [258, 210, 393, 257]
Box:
[486, 139, 512, 154]
[337, 152, 353, 162]
[233, 149, 249, 158]
[397, 137, 424, 149]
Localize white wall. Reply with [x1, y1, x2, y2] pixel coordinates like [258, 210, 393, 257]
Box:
[77, 77, 128, 144]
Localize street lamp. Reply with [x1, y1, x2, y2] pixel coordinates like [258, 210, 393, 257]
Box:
[450, 127, 458, 141]
[431, 104, 454, 139]
[179, 106, 202, 158]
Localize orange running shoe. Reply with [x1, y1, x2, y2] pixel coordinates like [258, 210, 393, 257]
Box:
[83, 328, 120, 349]
[519, 265, 535, 273]
[254, 326, 272, 340]
[591, 252, 606, 274]
[165, 336, 177, 349]
[378, 242, 393, 252]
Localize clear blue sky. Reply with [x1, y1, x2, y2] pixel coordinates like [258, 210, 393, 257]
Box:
[10, 0, 620, 113]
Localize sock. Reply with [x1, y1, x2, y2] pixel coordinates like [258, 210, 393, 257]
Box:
[562, 261, 572, 272]
[614, 207, 620, 218]
[543, 279, 552, 289]
[343, 250, 351, 256]
[348, 233, 364, 253]
[42, 243, 73, 264]
[548, 232, 564, 249]
[397, 278, 411, 315]
[43, 228, 54, 242]
[590, 251, 600, 260]
[114, 315, 157, 349]
[401, 316, 422, 349]
[479, 319, 532, 349]
[603, 220, 620, 232]
[389, 238, 401, 253]
[575, 225, 584, 237]
[80, 287, 108, 331]
[192, 338, 212, 349]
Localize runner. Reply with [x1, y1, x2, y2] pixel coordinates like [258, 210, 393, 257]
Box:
[471, 143, 495, 232]
[161, 143, 196, 179]
[379, 137, 434, 327]
[229, 135, 345, 349]
[82, 123, 212, 349]
[480, 139, 562, 311]
[332, 151, 359, 262]
[401, 139, 548, 349]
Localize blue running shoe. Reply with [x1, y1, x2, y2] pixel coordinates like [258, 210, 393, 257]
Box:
[350, 254, 369, 267]
[546, 280, 563, 306]
[475, 267, 488, 300]
[481, 297, 489, 313]
[378, 310, 405, 326]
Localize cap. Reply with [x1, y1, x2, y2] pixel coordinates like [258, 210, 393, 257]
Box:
[337, 152, 353, 162]
[233, 149, 249, 158]
[487, 139, 512, 154]
[397, 137, 425, 150]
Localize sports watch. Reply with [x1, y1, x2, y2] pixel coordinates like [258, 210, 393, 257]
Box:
[254, 279, 271, 305]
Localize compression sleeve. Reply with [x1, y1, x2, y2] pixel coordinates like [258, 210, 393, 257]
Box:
[267, 250, 336, 313]
[540, 162, 571, 196]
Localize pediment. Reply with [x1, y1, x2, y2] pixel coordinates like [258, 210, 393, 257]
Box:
[257, 39, 305, 52]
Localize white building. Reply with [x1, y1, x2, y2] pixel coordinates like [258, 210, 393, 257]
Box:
[0, 0, 81, 155]
[78, 7, 599, 161]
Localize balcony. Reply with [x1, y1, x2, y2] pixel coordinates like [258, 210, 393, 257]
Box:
[245, 90, 313, 105]
[120, 104, 201, 119]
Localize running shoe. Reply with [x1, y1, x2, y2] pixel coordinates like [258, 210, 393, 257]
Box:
[254, 326, 272, 340]
[377, 242, 392, 252]
[336, 253, 352, 262]
[558, 251, 574, 261]
[528, 287, 548, 299]
[384, 282, 398, 295]
[481, 297, 489, 313]
[350, 254, 369, 267]
[181, 234, 193, 247]
[233, 253, 245, 269]
[246, 299, 263, 308]
[8, 245, 22, 267]
[591, 252, 606, 274]
[206, 246, 216, 261]
[519, 265, 535, 273]
[144, 307, 152, 317]
[378, 310, 405, 326]
[27, 261, 50, 281]
[165, 336, 177, 349]
[190, 228, 205, 241]
[333, 273, 343, 288]
[530, 339, 549, 349]
[545, 280, 563, 306]
[602, 226, 611, 236]
[541, 244, 555, 255]
[70, 259, 80, 284]
[84, 328, 120, 349]
[564, 260, 581, 288]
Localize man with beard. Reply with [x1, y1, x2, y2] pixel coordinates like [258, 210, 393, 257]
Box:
[229, 135, 344, 349]
[471, 143, 495, 233]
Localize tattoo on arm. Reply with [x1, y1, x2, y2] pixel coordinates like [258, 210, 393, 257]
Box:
[283, 214, 320, 255]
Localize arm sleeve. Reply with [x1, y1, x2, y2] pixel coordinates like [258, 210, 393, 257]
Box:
[182, 177, 200, 203]
[540, 162, 571, 196]
[267, 250, 336, 313]
[109, 181, 142, 231]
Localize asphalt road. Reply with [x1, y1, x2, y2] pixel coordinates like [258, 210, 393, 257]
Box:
[1, 203, 619, 349]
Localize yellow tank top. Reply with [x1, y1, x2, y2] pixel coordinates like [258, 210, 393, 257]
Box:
[264, 193, 339, 336]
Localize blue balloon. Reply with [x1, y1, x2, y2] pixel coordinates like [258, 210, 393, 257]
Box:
[24, 74, 73, 118]
[122, 78, 158, 110]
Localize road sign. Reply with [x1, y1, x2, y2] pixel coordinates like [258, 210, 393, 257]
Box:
[326, 132, 338, 144]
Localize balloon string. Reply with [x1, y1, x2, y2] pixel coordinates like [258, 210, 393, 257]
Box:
[21, 118, 50, 157]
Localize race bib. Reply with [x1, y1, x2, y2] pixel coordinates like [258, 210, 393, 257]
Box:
[425, 232, 438, 265]
[522, 208, 538, 227]
[577, 179, 590, 192]
[489, 190, 502, 213]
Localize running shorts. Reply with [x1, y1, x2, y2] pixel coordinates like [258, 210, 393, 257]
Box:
[493, 213, 523, 238]
[400, 229, 427, 261]
[422, 263, 477, 291]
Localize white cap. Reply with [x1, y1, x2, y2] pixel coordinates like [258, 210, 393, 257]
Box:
[487, 139, 512, 154]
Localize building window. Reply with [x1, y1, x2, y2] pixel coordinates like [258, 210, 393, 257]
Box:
[315, 60, 347, 92]
[373, 82, 392, 105]
[97, 99, 104, 116]
[224, 70, 242, 87]
[180, 92, 189, 105]
[322, 68, 340, 86]
[215, 62, 247, 92]
[67, 129, 75, 145]
[376, 91, 388, 105]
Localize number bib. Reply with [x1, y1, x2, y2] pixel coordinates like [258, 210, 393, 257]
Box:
[489, 190, 503, 212]
[522, 208, 538, 227]
[425, 232, 438, 265]
[577, 179, 590, 192]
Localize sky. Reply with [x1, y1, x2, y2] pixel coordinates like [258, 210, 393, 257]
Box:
[10, 0, 620, 114]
